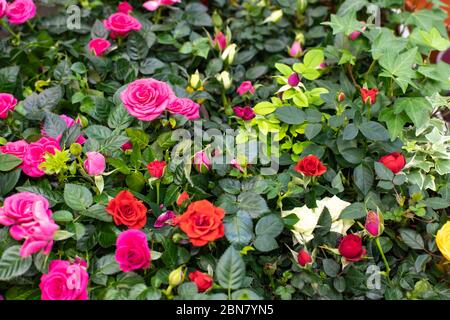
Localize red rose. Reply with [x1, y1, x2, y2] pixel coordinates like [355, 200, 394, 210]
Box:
[379, 152, 406, 174]
[177, 191, 190, 206]
[297, 249, 312, 266]
[147, 160, 166, 178]
[294, 155, 327, 176]
[338, 234, 366, 262]
[360, 87, 378, 105]
[106, 190, 147, 229]
[189, 271, 213, 292]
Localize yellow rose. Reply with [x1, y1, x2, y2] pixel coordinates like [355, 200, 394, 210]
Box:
[436, 221, 450, 261]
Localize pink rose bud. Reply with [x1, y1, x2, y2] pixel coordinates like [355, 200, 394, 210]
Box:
[297, 249, 312, 266]
[236, 81, 255, 96]
[0, 93, 17, 119]
[117, 1, 133, 14]
[88, 38, 111, 56]
[317, 62, 328, 70]
[233, 106, 255, 121]
[121, 141, 133, 151]
[365, 210, 383, 237]
[83, 152, 106, 176]
[289, 40, 302, 58]
[288, 73, 300, 86]
[348, 22, 366, 41]
[213, 31, 227, 51]
[154, 210, 175, 228]
[193, 151, 211, 173]
[143, 0, 181, 11]
[337, 91, 345, 102]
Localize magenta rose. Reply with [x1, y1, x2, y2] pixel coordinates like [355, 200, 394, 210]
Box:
[0, 93, 17, 119]
[40, 258, 89, 300]
[0, 140, 29, 159]
[83, 151, 106, 176]
[6, 0, 36, 25]
[167, 97, 200, 120]
[88, 38, 111, 56]
[22, 137, 61, 178]
[0, 0, 7, 18]
[236, 81, 255, 95]
[233, 106, 255, 121]
[120, 78, 174, 121]
[9, 200, 58, 257]
[103, 12, 141, 38]
[0, 192, 51, 226]
[115, 229, 151, 272]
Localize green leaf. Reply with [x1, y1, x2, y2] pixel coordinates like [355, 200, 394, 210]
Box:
[323, 259, 340, 277]
[303, 49, 324, 69]
[95, 254, 121, 275]
[342, 123, 359, 140]
[82, 204, 113, 222]
[216, 246, 245, 290]
[275, 106, 305, 125]
[127, 31, 149, 60]
[0, 246, 32, 281]
[370, 28, 408, 60]
[237, 192, 269, 218]
[43, 112, 67, 138]
[359, 121, 389, 141]
[374, 162, 394, 181]
[52, 210, 73, 222]
[322, 11, 364, 36]
[353, 164, 373, 196]
[305, 123, 322, 140]
[393, 97, 432, 134]
[0, 154, 22, 171]
[0, 169, 21, 196]
[425, 197, 450, 210]
[219, 178, 241, 195]
[64, 184, 93, 211]
[224, 211, 253, 246]
[379, 108, 409, 141]
[54, 230, 75, 241]
[379, 48, 418, 93]
[274, 63, 292, 76]
[253, 101, 276, 115]
[339, 202, 366, 219]
[108, 104, 133, 130]
[245, 65, 268, 80]
[399, 228, 425, 250]
[255, 214, 284, 238]
[254, 235, 279, 252]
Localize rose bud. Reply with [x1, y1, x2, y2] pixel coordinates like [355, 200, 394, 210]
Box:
[88, 38, 111, 56]
[213, 31, 227, 51]
[117, 1, 133, 14]
[154, 210, 175, 228]
[338, 234, 366, 262]
[168, 265, 186, 287]
[83, 152, 106, 176]
[288, 73, 300, 87]
[289, 40, 302, 58]
[233, 106, 256, 121]
[337, 91, 345, 102]
[69, 143, 83, 157]
[193, 151, 211, 173]
[177, 191, 190, 206]
[294, 155, 327, 176]
[365, 210, 384, 237]
[147, 159, 166, 179]
[189, 271, 213, 293]
[236, 81, 255, 96]
[360, 87, 379, 105]
[348, 22, 366, 41]
[121, 141, 133, 151]
[297, 249, 312, 267]
[379, 152, 406, 174]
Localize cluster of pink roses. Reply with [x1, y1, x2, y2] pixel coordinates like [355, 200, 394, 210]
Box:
[0, 0, 36, 25]
[0, 136, 60, 177]
[0, 192, 58, 257]
[0, 92, 17, 119]
[120, 78, 200, 121]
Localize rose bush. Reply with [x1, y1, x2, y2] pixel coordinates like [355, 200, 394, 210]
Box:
[0, 0, 448, 301]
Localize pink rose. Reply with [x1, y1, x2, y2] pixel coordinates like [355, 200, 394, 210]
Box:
[0, 93, 17, 119]
[0, 140, 29, 159]
[236, 81, 255, 96]
[22, 137, 60, 178]
[10, 200, 58, 257]
[83, 151, 106, 176]
[289, 40, 302, 58]
[233, 106, 255, 121]
[117, 1, 133, 14]
[154, 210, 175, 228]
[143, 0, 181, 11]
[0, 0, 7, 18]
[167, 97, 200, 120]
[40, 258, 89, 300]
[193, 151, 211, 173]
[88, 38, 111, 56]
[120, 78, 174, 121]
[115, 229, 151, 272]
[103, 12, 141, 38]
[6, 0, 36, 25]
[213, 31, 227, 51]
[0, 192, 51, 226]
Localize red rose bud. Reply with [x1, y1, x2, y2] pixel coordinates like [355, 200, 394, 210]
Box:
[233, 106, 256, 121]
[360, 87, 379, 105]
[337, 91, 345, 102]
[193, 151, 211, 173]
[189, 271, 213, 292]
[338, 234, 366, 262]
[379, 152, 406, 174]
[297, 249, 312, 266]
[294, 155, 327, 177]
[147, 160, 166, 178]
[121, 141, 133, 151]
[365, 211, 383, 237]
[177, 191, 190, 206]
[288, 73, 300, 87]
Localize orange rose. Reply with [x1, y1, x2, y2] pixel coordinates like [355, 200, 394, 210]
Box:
[106, 190, 147, 229]
[173, 200, 224, 246]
